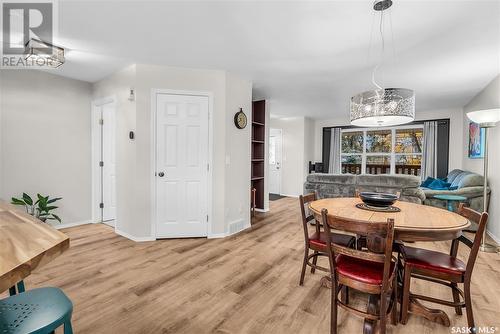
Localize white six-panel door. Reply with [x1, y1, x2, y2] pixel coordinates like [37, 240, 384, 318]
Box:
[155, 93, 209, 238]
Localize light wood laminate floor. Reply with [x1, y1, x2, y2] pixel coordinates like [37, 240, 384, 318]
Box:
[9, 197, 500, 333]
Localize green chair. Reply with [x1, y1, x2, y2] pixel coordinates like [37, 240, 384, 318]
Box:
[0, 287, 73, 334]
[9, 281, 26, 296]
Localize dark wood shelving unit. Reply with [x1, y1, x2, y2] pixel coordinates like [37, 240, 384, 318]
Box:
[251, 100, 266, 211]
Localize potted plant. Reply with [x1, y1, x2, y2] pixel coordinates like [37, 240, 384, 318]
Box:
[11, 193, 62, 223]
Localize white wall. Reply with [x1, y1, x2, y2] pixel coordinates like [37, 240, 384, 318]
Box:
[304, 117, 315, 178]
[313, 108, 464, 172]
[225, 72, 252, 231]
[93, 64, 252, 239]
[92, 65, 138, 236]
[462, 75, 500, 242]
[135, 64, 227, 237]
[0, 70, 92, 224]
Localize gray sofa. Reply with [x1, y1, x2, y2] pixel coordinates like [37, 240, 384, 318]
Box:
[304, 173, 426, 204]
[422, 169, 489, 212]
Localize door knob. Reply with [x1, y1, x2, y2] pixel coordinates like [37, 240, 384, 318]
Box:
[158, 172, 165, 177]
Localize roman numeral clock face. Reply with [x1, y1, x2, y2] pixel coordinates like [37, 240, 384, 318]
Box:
[234, 109, 247, 129]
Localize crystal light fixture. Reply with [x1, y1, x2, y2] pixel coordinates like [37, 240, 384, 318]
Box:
[351, 88, 415, 127]
[350, 0, 415, 127]
[25, 38, 65, 68]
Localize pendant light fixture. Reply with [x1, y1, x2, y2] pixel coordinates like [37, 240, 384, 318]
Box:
[350, 0, 415, 127]
[25, 38, 65, 68]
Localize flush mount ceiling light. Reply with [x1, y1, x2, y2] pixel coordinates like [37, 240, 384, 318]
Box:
[350, 0, 415, 127]
[25, 38, 65, 68]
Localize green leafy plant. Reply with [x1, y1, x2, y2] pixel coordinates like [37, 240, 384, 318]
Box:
[11, 193, 62, 223]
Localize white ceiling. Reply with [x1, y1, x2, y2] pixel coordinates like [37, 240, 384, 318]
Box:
[39, 1, 500, 119]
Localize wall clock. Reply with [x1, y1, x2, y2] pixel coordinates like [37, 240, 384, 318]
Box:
[234, 108, 247, 129]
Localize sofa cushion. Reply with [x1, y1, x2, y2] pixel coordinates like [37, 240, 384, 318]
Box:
[427, 178, 451, 190]
[304, 173, 425, 203]
[306, 174, 356, 185]
[450, 171, 471, 188]
[446, 169, 464, 184]
[357, 174, 421, 189]
[457, 173, 484, 188]
[421, 176, 434, 188]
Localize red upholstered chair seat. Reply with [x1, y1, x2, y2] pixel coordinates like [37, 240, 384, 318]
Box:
[309, 231, 355, 249]
[335, 254, 395, 285]
[402, 246, 466, 276]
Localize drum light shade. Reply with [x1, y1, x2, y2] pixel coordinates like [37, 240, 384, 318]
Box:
[350, 88, 415, 127]
[466, 108, 500, 127]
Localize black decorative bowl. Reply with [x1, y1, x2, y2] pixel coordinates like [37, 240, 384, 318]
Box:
[359, 192, 398, 208]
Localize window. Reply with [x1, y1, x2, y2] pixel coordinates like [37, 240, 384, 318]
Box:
[340, 126, 423, 176]
[341, 131, 363, 174]
[365, 130, 392, 174]
[395, 128, 423, 175]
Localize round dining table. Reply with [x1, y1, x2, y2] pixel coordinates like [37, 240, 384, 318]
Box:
[308, 197, 471, 331]
[309, 197, 470, 242]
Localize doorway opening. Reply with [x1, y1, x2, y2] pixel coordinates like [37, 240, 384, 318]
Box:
[269, 128, 282, 198]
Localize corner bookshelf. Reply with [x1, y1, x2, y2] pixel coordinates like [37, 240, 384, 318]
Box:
[251, 100, 266, 210]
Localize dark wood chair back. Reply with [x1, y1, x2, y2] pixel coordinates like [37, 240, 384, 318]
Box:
[299, 193, 319, 242]
[454, 203, 489, 278]
[320, 208, 395, 288]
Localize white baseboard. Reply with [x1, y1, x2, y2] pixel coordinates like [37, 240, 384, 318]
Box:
[52, 220, 93, 230]
[228, 222, 251, 236]
[207, 232, 228, 239]
[487, 230, 500, 245]
[255, 208, 269, 213]
[208, 223, 251, 239]
[115, 228, 156, 242]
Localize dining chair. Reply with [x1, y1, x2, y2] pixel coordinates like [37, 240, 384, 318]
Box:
[0, 287, 73, 334]
[9, 280, 25, 296]
[298, 193, 355, 285]
[400, 203, 488, 329]
[320, 208, 398, 334]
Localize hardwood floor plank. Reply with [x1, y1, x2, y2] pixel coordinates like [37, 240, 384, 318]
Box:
[3, 197, 497, 333]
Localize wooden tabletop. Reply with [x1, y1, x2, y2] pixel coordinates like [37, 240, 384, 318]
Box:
[309, 197, 470, 242]
[0, 201, 69, 292]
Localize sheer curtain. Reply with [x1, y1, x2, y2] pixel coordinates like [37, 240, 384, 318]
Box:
[329, 127, 342, 174]
[422, 121, 438, 180]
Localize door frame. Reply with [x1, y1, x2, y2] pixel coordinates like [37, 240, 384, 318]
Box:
[91, 95, 117, 226]
[150, 89, 214, 239]
[269, 127, 283, 195]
